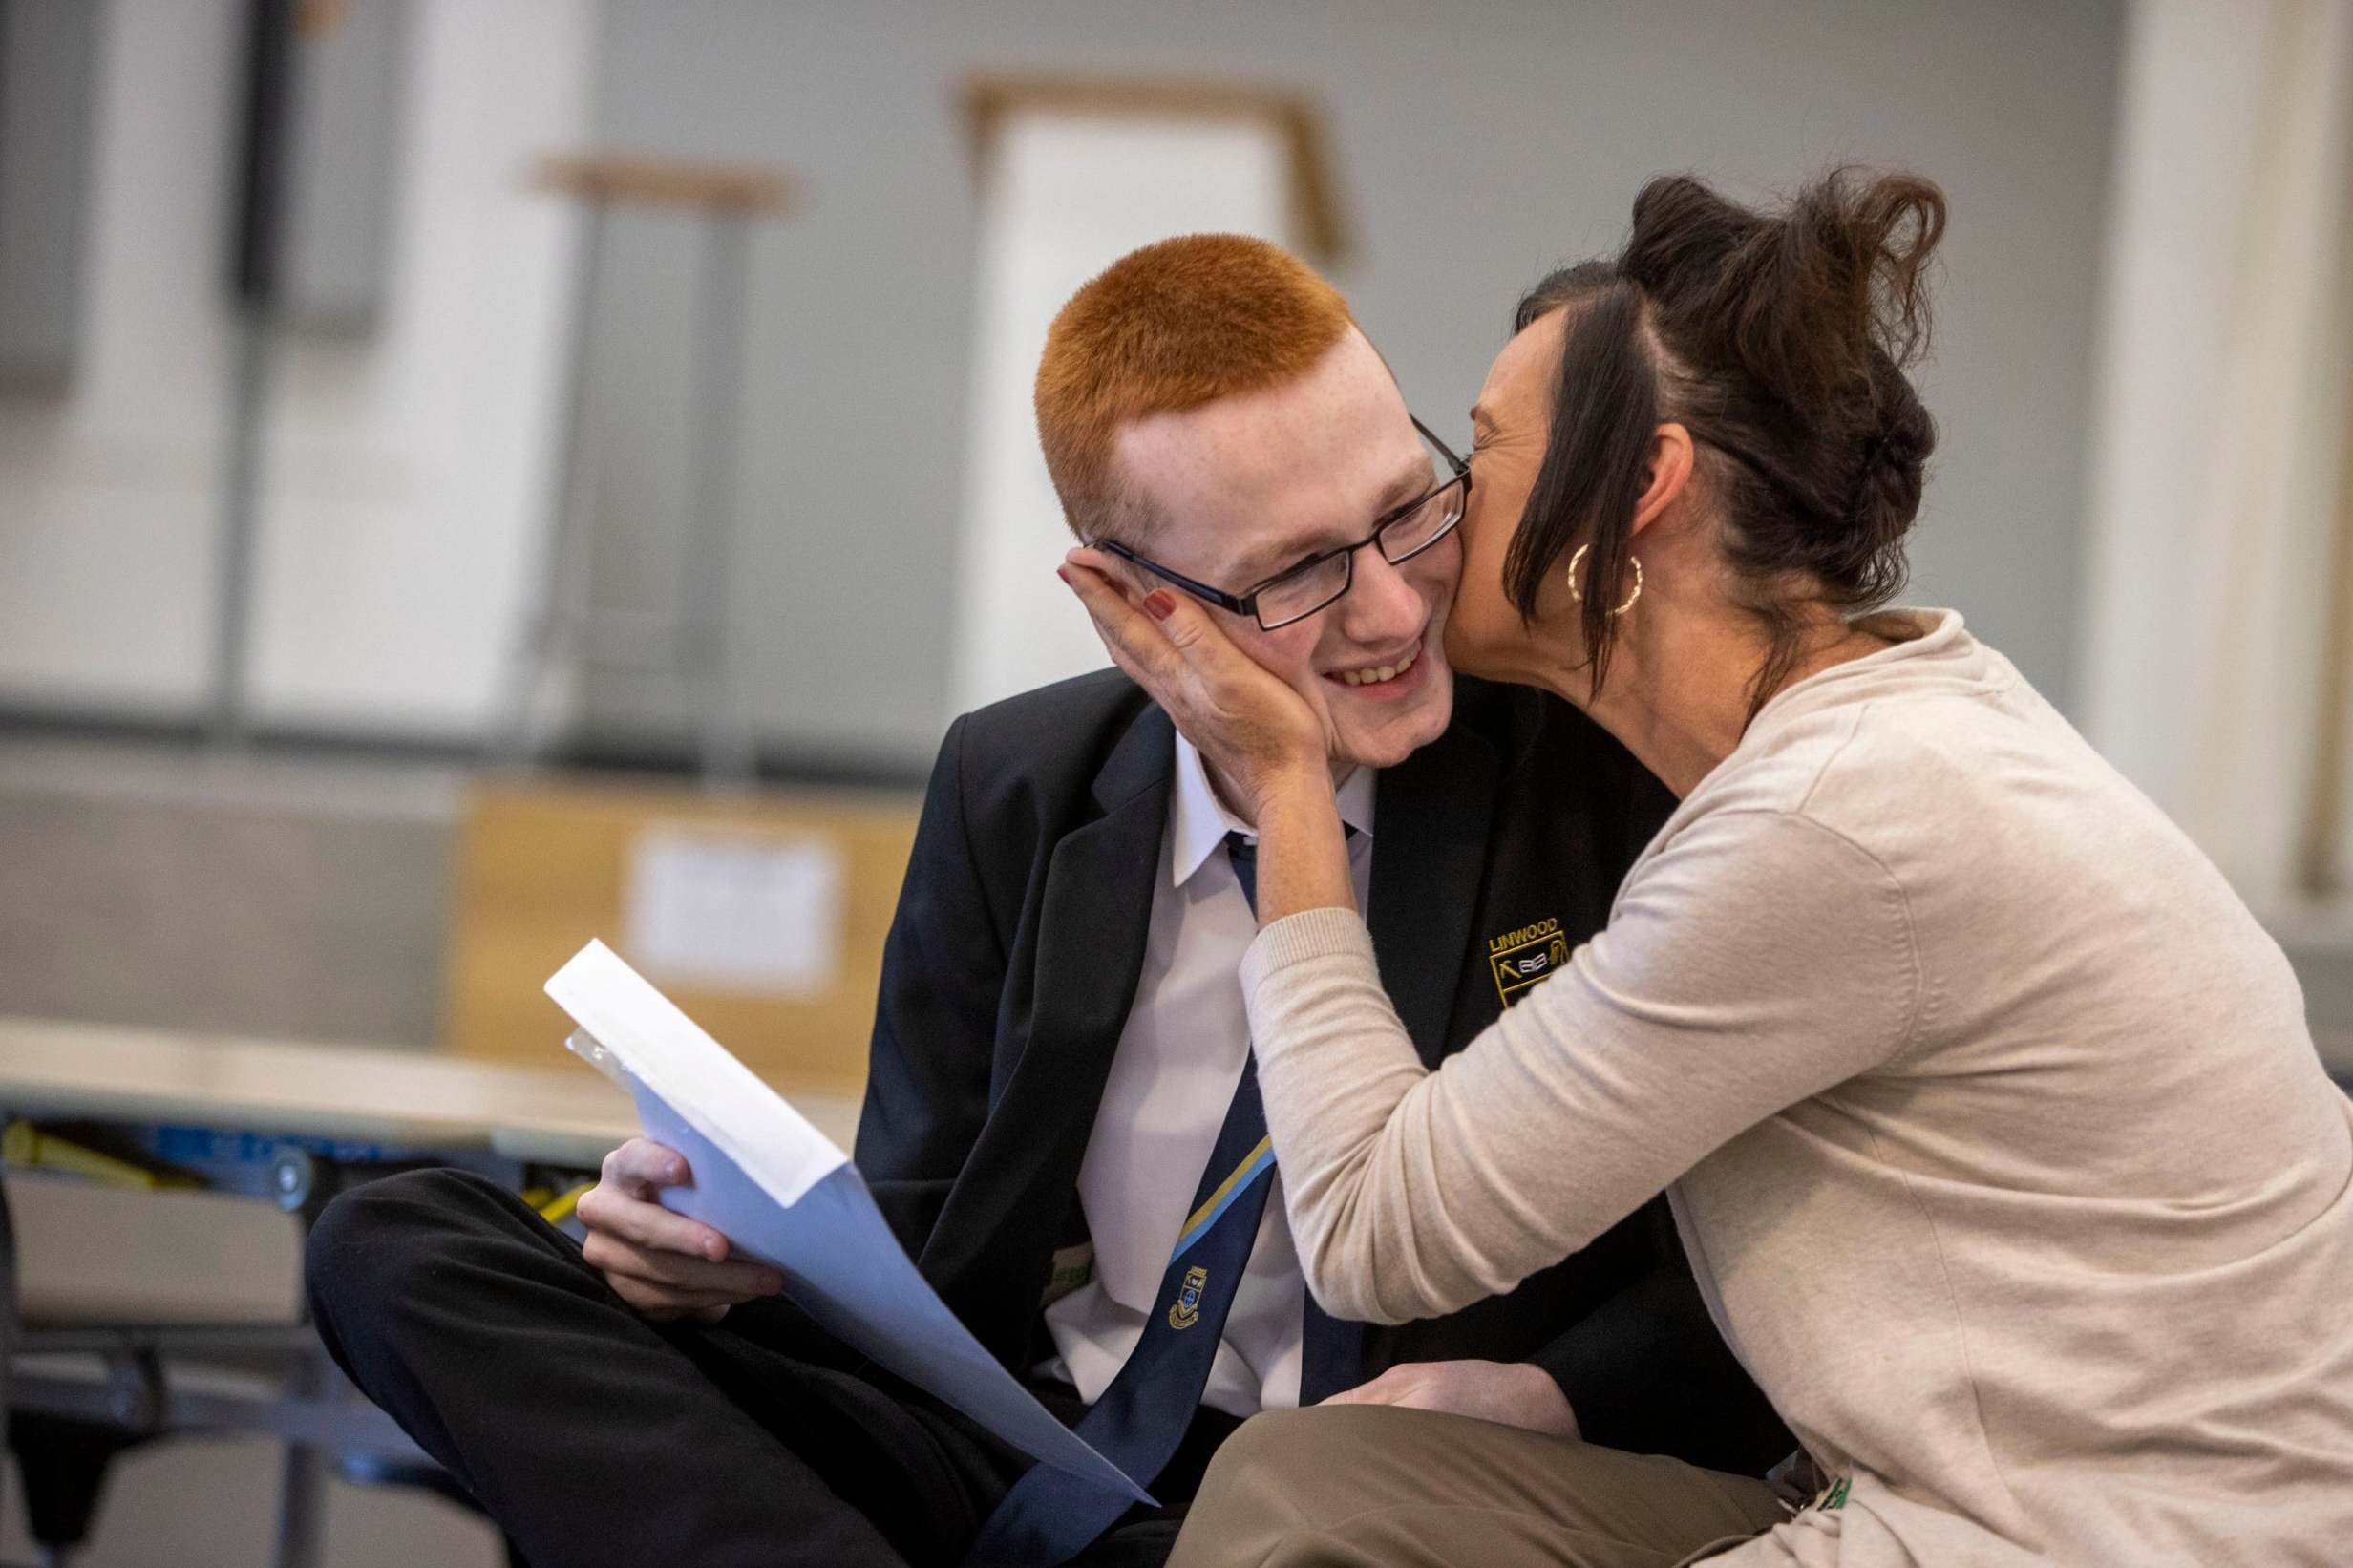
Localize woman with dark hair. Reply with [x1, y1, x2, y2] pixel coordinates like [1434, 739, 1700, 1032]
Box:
[1063, 170, 2353, 1566]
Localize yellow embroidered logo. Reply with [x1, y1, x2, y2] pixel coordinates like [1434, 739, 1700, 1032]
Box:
[1167, 1265, 1208, 1330]
[1488, 917, 1568, 1004]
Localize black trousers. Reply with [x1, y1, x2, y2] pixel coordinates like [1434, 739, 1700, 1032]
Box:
[305, 1169, 1240, 1568]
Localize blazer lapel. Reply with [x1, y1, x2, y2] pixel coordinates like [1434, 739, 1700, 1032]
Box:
[922, 706, 1173, 1352]
[1367, 719, 1501, 1069]
[1017, 707, 1173, 1128]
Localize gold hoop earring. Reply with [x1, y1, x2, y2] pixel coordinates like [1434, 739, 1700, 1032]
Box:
[1566, 543, 1643, 617]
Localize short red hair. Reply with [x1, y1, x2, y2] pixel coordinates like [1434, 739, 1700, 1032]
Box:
[1034, 234, 1356, 542]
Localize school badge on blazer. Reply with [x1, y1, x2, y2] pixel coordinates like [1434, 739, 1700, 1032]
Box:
[1168, 1265, 1208, 1329]
[1489, 916, 1569, 1004]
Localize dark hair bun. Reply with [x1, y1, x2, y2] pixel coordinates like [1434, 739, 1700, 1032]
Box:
[1628, 168, 1942, 593]
[1505, 167, 1948, 713]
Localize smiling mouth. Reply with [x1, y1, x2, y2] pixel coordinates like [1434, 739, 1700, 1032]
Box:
[1326, 641, 1421, 689]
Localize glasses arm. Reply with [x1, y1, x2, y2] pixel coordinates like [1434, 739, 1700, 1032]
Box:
[1411, 414, 1471, 476]
[1088, 539, 1259, 618]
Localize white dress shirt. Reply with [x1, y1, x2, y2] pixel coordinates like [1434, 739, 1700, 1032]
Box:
[1037, 735, 1377, 1419]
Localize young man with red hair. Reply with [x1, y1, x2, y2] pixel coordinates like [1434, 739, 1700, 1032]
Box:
[307, 237, 1783, 1568]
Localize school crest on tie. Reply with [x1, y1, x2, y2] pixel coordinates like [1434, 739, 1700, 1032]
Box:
[1168, 1265, 1208, 1330]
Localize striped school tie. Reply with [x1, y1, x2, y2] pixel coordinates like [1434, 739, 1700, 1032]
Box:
[965, 831, 1345, 1566]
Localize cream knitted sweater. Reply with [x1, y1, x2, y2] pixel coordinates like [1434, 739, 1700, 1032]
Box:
[1240, 610, 2353, 1566]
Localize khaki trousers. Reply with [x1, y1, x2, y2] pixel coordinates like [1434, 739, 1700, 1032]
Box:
[1165, 1407, 1789, 1568]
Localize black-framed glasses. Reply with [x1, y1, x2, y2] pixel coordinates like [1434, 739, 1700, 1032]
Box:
[1092, 415, 1472, 632]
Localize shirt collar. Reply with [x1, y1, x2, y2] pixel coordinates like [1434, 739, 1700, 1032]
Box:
[1169, 732, 1376, 888]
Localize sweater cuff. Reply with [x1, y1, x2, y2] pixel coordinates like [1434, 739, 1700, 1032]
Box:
[1240, 905, 1378, 993]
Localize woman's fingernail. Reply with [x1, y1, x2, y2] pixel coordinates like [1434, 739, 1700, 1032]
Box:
[1055, 565, 1071, 585]
[1143, 590, 1176, 621]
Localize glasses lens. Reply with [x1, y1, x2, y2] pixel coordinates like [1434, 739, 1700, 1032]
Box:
[1256, 552, 1350, 628]
[1379, 478, 1467, 563]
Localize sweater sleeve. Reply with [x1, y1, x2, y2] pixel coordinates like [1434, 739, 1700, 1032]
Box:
[1239, 806, 1924, 1325]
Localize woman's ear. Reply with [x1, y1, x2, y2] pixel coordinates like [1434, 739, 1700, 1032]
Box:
[1630, 422, 1696, 540]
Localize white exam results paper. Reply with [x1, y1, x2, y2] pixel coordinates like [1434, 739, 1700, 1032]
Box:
[545, 940, 1152, 1504]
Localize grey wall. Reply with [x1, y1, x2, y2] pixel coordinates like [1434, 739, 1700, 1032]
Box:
[580, 0, 2123, 773]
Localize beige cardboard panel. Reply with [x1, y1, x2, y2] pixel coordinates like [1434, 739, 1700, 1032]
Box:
[443, 781, 920, 1095]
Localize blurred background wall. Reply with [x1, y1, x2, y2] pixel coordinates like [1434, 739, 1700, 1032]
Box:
[0, 0, 2125, 766]
[572, 0, 2121, 768]
[0, 0, 594, 734]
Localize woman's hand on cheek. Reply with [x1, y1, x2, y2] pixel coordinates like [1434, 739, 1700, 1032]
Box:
[1061, 549, 1333, 813]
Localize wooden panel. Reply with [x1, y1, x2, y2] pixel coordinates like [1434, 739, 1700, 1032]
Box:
[536, 152, 796, 215]
[442, 780, 919, 1095]
[963, 73, 1348, 263]
[0, 1012, 859, 1168]
[0, 1016, 635, 1152]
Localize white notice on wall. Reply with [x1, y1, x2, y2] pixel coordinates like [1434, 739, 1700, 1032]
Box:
[621, 827, 843, 995]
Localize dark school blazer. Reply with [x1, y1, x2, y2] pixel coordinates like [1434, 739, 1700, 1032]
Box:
[851, 667, 1791, 1473]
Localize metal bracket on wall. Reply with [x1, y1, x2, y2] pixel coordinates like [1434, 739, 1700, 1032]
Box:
[493, 153, 797, 787]
[208, 0, 413, 744]
[0, 0, 105, 396]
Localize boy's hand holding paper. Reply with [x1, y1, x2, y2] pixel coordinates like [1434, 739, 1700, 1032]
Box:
[545, 939, 1153, 1504]
[575, 1135, 784, 1323]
